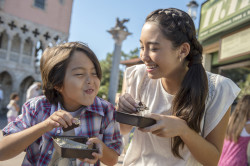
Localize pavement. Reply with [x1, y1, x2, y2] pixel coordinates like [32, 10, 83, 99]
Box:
[0, 114, 124, 166]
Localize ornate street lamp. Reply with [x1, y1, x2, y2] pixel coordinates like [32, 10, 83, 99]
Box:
[187, 0, 199, 20]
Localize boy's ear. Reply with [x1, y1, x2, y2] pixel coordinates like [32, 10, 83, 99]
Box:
[54, 86, 62, 92]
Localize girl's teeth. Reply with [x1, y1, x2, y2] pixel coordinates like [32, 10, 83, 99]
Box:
[147, 66, 156, 69]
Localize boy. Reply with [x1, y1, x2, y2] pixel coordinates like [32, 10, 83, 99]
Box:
[0, 42, 123, 166]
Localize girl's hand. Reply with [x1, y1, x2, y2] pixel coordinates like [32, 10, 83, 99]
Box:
[139, 113, 187, 138]
[117, 93, 139, 114]
[43, 109, 74, 132]
[78, 137, 103, 164]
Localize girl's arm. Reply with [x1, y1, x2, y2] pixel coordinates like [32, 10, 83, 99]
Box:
[141, 107, 231, 166]
[117, 93, 139, 135]
[0, 121, 48, 160]
[180, 108, 230, 165]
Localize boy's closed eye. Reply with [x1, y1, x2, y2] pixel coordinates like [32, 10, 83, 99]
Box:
[92, 73, 97, 76]
[75, 73, 84, 76]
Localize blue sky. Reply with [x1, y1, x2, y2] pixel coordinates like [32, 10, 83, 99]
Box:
[68, 0, 206, 61]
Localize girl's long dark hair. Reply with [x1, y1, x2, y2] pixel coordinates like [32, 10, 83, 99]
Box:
[226, 95, 250, 142]
[146, 8, 208, 158]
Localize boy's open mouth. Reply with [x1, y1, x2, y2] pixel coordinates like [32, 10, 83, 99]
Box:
[84, 89, 94, 94]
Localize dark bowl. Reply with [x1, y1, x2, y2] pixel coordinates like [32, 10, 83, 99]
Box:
[115, 111, 156, 128]
[52, 136, 99, 159]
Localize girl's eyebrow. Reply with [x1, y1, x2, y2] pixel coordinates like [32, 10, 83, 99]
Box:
[139, 40, 160, 45]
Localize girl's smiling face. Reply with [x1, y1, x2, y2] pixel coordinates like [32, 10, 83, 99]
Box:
[140, 22, 184, 79]
[57, 51, 100, 111]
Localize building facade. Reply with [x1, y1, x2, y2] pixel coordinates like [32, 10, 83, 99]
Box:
[199, 0, 250, 86]
[0, 0, 73, 112]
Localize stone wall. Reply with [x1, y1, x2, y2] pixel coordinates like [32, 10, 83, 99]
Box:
[0, 11, 69, 113]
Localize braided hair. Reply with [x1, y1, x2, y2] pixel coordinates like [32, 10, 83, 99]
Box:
[146, 8, 208, 158]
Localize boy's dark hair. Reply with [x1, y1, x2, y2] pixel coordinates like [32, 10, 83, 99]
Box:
[146, 8, 208, 158]
[10, 93, 19, 100]
[40, 42, 102, 105]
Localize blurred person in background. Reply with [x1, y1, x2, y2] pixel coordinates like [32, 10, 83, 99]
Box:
[0, 84, 3, 112]
[26, 82, 42, 101]
[7, 92, 20, 123]
[219, 95, 250, 166]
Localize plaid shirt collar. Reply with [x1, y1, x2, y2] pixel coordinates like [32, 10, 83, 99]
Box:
[55, 97, 105, 117]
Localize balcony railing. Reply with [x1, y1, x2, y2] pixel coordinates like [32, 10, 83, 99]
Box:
[10, 52, 19, 62]
[0, 49, 7, 59]
[0, 49, 34, 66]
[22, 54, 32, 65]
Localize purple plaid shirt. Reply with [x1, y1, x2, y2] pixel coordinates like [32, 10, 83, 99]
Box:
[2, 96, 123, 166]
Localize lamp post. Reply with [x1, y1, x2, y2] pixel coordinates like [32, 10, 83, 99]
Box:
[187, 0, 199, 20]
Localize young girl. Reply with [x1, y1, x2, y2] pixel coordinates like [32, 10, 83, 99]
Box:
[219, 95, 250, 166]
[0, 42, 123, 166]
[117, 8, 240, 165]
[6, 93, 20, 123]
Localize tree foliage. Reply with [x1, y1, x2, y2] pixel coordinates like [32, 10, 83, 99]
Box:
[97, 48, 139, 100]
[221, 68, 250, 100]
[238, 74, 250, 99]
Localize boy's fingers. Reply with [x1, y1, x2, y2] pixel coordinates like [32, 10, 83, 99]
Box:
[46, 119, 60, 128]
[50, 116, 68, 128]
[87, 138, 103, 156]
[51, 121, 60, 127]
[55, 110, 74, 126]
[83, 152, 102, 164]
[63, 114, 73, 126]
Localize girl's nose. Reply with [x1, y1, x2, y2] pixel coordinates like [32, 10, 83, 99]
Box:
[140, 50, 150, 62]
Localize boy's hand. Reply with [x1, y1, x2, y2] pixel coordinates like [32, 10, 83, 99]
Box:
[78, 137, 103, 164]
[43, 109, 74, 132]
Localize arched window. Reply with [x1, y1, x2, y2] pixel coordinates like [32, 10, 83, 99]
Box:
[0, 71, 13, 113]
[0, 31, 8, 50]
[34, 0, 45, 10]
[11, 34, 21, 53]
[23, 38, 32, 56]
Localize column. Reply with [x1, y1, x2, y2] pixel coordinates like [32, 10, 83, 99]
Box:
[31, 40, 37, 71]
[31, 41, 37, 67]
[6, 35, 13, 61]
[18, 38, 25, 63]
[107, 29, 131, 105]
